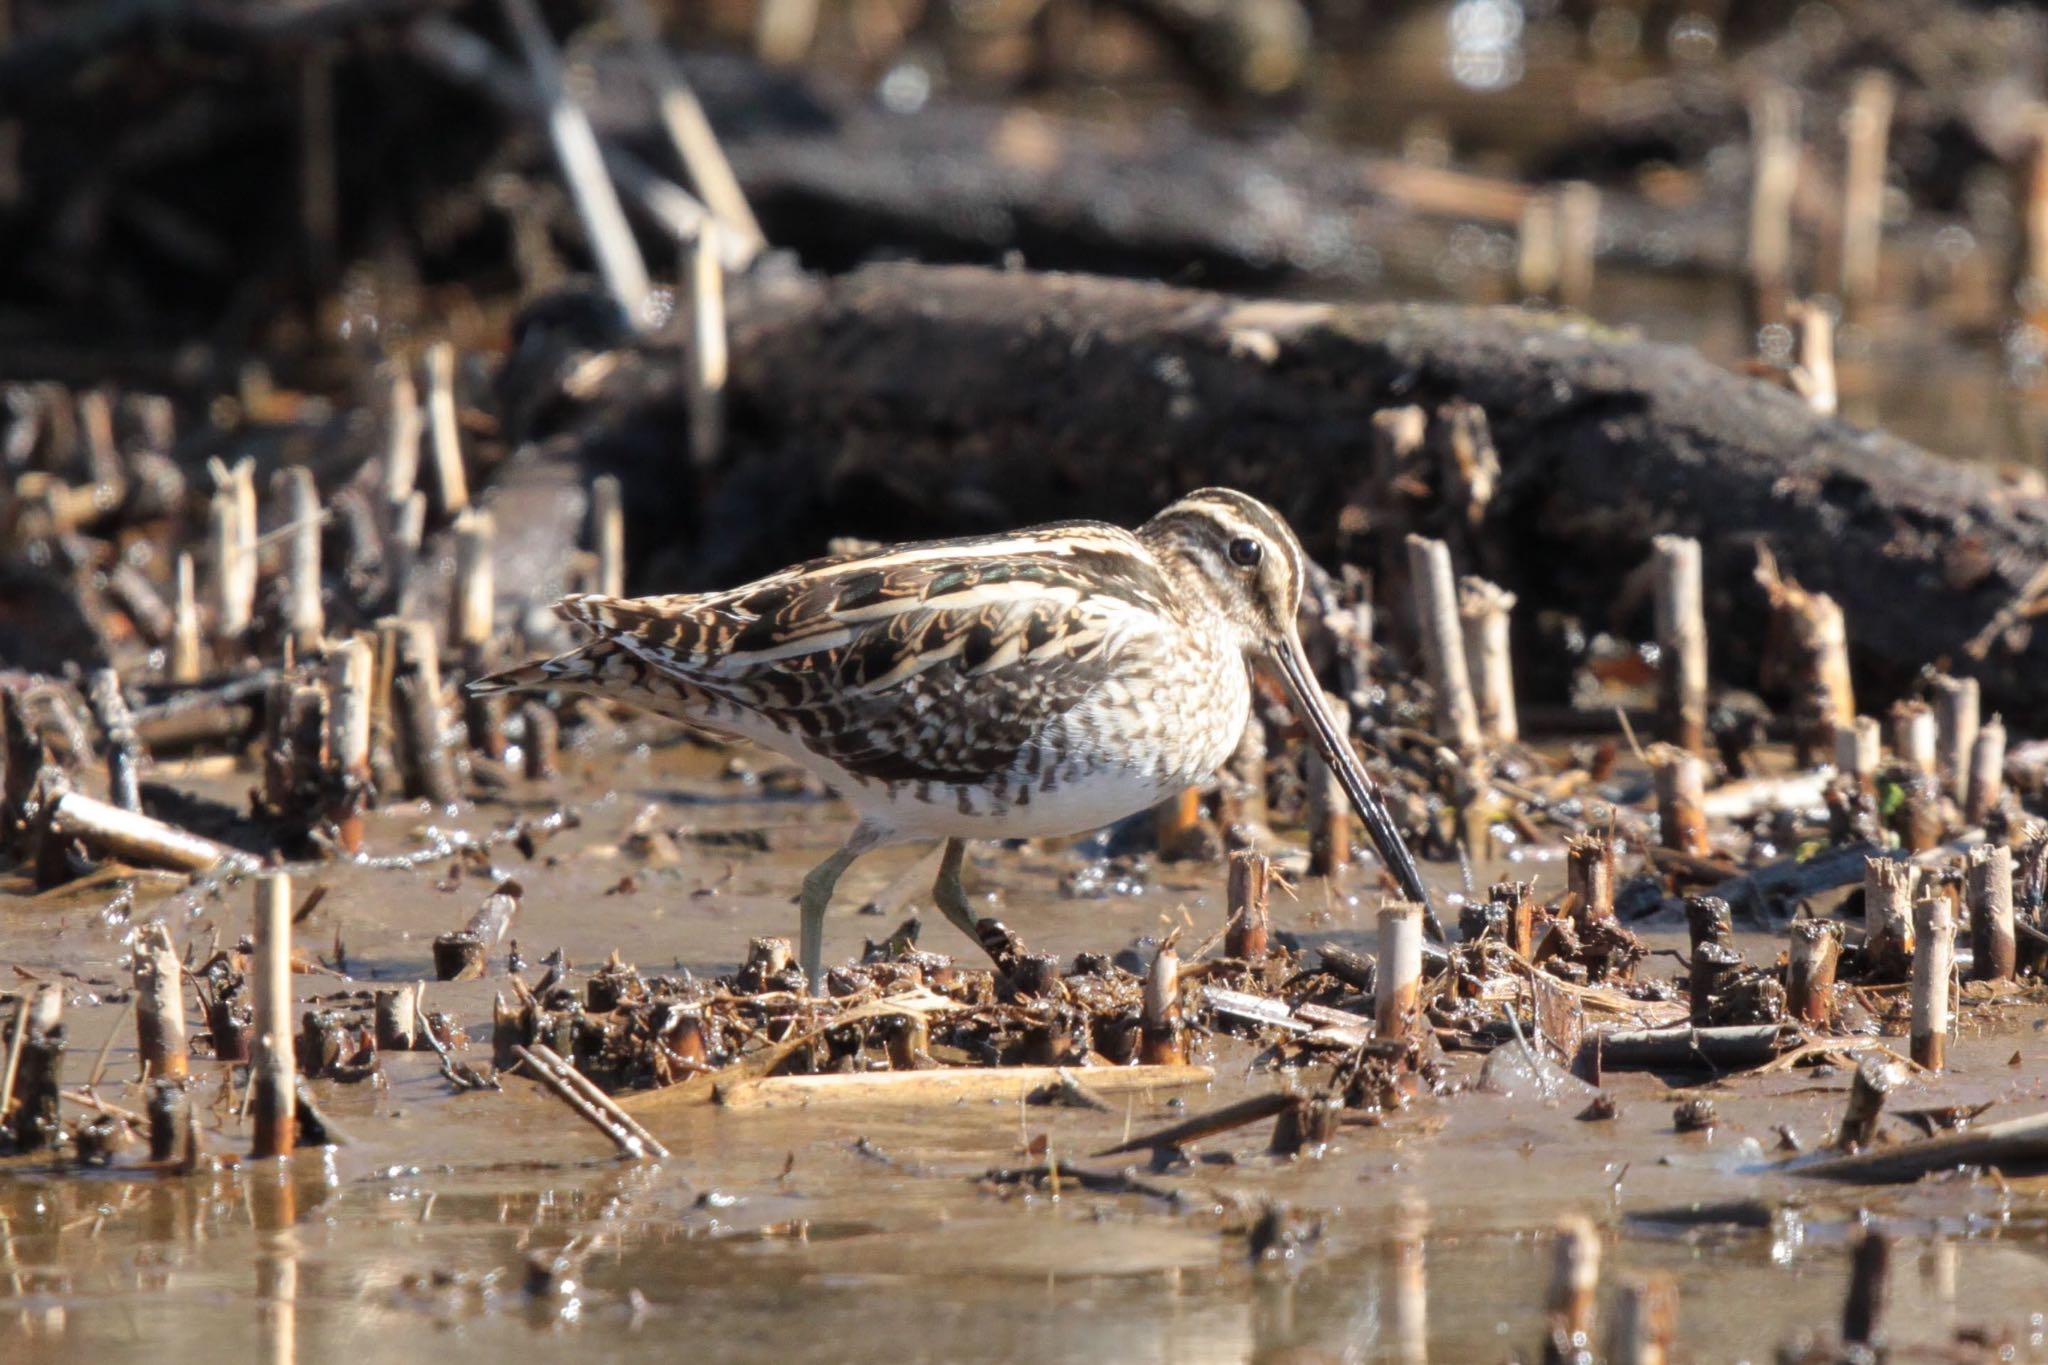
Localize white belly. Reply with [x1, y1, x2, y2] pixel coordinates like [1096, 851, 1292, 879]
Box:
[864, 752, 1194, 840]
[837, 659, 1253, 843]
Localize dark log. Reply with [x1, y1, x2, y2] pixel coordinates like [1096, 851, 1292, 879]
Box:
[600, 263, 2048, 724]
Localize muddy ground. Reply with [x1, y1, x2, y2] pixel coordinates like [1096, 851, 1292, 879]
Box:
[4, 723, 2046, 1363]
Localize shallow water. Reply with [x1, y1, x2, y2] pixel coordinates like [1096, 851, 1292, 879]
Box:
[4, 728, 2048, 1363]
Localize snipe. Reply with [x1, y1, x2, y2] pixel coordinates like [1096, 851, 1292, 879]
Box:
[474, 488, 1436, 985]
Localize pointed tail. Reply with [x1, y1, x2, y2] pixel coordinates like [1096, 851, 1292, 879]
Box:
[467, 594, 642, 698]
[467, 642, 611, 697]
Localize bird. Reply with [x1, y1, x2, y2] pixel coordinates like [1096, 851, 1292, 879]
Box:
[471, 488, 1437, 988]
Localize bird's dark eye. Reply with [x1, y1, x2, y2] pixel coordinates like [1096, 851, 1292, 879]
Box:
[1227, 537, 1263, 568]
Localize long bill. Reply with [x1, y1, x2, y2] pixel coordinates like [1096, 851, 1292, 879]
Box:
[1272, 632, 1446, 942]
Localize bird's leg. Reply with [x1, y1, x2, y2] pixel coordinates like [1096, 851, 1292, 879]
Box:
[930, 837, 994, 963]
[798, 832, 875, 992]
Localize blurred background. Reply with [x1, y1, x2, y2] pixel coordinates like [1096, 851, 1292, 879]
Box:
[4, 0, 2047, 466]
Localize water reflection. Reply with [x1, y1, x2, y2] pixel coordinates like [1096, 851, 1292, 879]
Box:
[1386, 1196, 1429, 1365]
[256, 1228, 298, 1365]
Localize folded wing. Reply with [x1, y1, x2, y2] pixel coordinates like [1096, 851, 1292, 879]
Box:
[563, 538, 1166, 786]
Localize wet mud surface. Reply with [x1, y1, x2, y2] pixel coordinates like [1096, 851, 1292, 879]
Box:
[5, 728, 2047, 1363]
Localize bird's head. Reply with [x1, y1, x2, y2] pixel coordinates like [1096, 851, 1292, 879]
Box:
[1141, 487, 1439, 934]
[1139, 487, 1310, 660]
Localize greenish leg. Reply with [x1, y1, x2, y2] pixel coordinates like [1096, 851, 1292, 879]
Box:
[798, 837, 868, 993]
[929, 837, 989, 960]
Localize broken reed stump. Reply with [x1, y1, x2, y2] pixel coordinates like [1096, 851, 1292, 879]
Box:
[422, 340, 471, 517]
[1225, 849, 1271, 959]
[1756, 554, 1854, 762]
[107, 559, 176, 653]
[1556, 181, 1599, 313]
[170, 553, 203, 684]
[206, 973, 253, 1063]
[382, 362, 423, 515]
[86, 668, 141, 814]
[1517, 192, 1559, 301]
[1684, 894, 1733, 952]
[4, 692, 48, 857]
[4, 986, 65, 1153]
[373, 986, 419, 1051]
[1746, 82, 1799, 333]
[519, 700, 560, 780]
[1457, 576, 1517, 747]
[206, 487, 246, 650]
[668, 1006, 712, 1070]
[1864, 858, 1917, 982]
[1436, 396, 1499, 531]
[278, 465, 324, 655]
[326, 639, 373, 853]
[386, 491, 427, 614]
[261, 678, 328, 844]
[592, 473, 626, 597]
[382, 618, 460, 805]
[1891, 762, 1943, 854]
[1932, 674, 1979, 803]
[1909, 891, 1955, 1072]
[453, 508, 506, 759]
[1834, 716, 1880, 793]
[1139, 944, 1185, 1066]
[1967, 842, 2016, 982]
[1839, 69, 1894, 315]
[684, 219, 728, 468]
[1654, 536, 1703, 757]
[1788, 299, 1836, 418]
[251, 873, 297, 1159]
[451, 509, 496, 654]
[1651, 744, 1708, 857]
[1406, 535, 1482, 756]
[1689, 942, 1743, 1026]
[1305, 692, 1352, 879]
[1566, 833, 1616, 931]
[1966, 716, 2005, 824]
[1606, 1273, 1677, 1365]
[1785, 920, 1841, 1027]
[132, 922, 189, 1081]
[1834, 1053, 1896, 1151]
[882, 1008, 929, 1071]
[1542, 1214, 1601, 1365]
[229, 455, 258, 628]
[1269, 1092, 1343, 1159]
[1889, 700, 1936, 778]
[1367, 406, 1426, 626]
[1375, 903, 1423, 1046]
[435, 888, 519, 981]
[1494, 880, 1537, 959]
[208, 462, 257, 652]
[739, 935, 795, 991]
